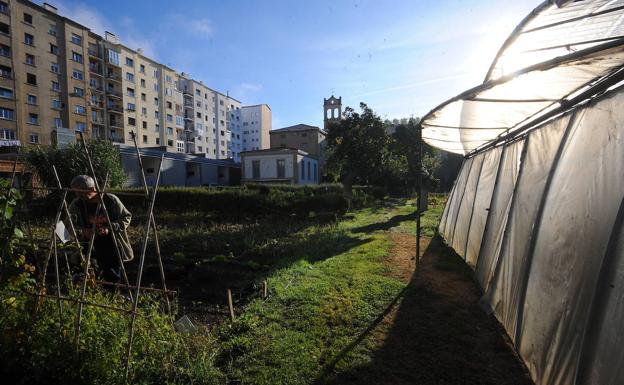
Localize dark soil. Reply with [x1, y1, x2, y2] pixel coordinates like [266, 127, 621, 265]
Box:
[322, 233, 534, 385]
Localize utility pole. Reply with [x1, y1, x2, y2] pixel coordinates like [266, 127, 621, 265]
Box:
[416, 122, 423, 274]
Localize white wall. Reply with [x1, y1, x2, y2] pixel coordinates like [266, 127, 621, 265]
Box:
[244, 154, 294, 180]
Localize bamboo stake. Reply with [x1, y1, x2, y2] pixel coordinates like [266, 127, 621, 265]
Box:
[262, 280, 268, 299]
[124, 154, 164, 382]
[53, 166, 86, 263]
[40, 189, 68, 289]
[53, 234, 64, 324]
[227, 289, 235, 321]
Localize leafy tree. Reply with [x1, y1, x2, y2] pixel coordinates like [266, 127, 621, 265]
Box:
[26, 140, 126, 189]
[325, 103, 391, 198]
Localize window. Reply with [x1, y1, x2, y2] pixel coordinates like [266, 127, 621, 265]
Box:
[198, 146, 203, 152]
[153, 69, 158, 78]
[142, 121, 147, 129]
[52, 99, 61, 109]
[28, 113, 38, 124]
[54, 117, 62, 128]
[220, 130, 224, 136]
[252, 160, 260, 179]
[73, 87, 84, 97]
[154, 111, 159, 119]
[71, 33, 82, 45]
[23, 13, 33, 24]
[154, 97, 158, 106]
[166, 114, 173, 122]
[0, 44, 9, 57]
[141, 93, 146, 101]
[76, 122, 86, 132]
[277, 159, 286, 178]
[167, 127, 173, 135]
[219, 100, 224, 106]
[0, 107, 15, 120]
[165, 87, 172, 96]
[0, 22, 9, 35]
[128, 117, 136, 126]
[26, 73, 36, 85]
[72, 69, 84, 80]
[48, 24, 57, 36]
[156, 138, 160, 145]
[74, 105, 86, 114]
[52, 81, 60, 91]
[126, 87, 135, 97]
[177, 141, 184, 152]
[29, 133, 39, 144]
[126, 72, 134, 82]
[166, 101, 172, 109]
[167, 139, 173, 147]
[125, 57, 134, 67]
[25, 53, 35, 66]
[0, 129, 15, 139]
[24, 33, 34, 46]
[50, 63, 59, 73]
[142, 135, 147, 144]
[0, 87, 12, 99]
[140, 79, 145, 87]
[72, 51, 83, 63]
[26, 94, 36, 104]
[165, 75, 172, 83]
[155, 124, 159, 132]
[107, 49, 119, 65]
[176, 116, 184, 126]
[0, 2, 8, 15]
[153, 83, 159, 92]
[139, 64, 145, 73]
[141, 107, 147, 115]
[50, 44, 59, 55]
[127, 103, 135, 111]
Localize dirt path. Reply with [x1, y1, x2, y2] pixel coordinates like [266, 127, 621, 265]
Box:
[324, 233, 534, 385]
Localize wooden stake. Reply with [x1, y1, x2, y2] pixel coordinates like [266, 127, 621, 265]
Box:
[227, 289, 235, 321]
[262, 280, 268, 299]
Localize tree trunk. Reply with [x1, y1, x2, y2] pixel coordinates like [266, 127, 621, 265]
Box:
[342, 173, 355, 211]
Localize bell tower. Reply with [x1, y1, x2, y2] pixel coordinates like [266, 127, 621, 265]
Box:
[323, 95, 342, 130]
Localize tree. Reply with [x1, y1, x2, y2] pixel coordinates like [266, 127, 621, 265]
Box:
[325, 103, 391, 198]
[26, 139, 126, 189]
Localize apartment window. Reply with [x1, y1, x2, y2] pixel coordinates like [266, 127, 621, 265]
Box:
[53, 117, 62, 128]
[0, 128, 15, 139]
[155, 138, 160, 145]
[252, 160, 260, 179]
[26, 73, 36, 85]
[0, 44, 9, 57]
[277, 159, 286, 178]
[25, 53, 35, 66]
[166, 114, 173, 122]
[73, 87, 84, 97]
[140, 79, 145, 87]
[196, 101, 201, 107]
[142, 121, 147, 129]
[153, 69, 158, 78]
[141, 93, 146, 101]
[72, 51, 83, 63]
[107, 49, 119, 65]
[141, 107, 147, 115]
[74, 105, 86, 114]
[126, 57, 134, 67]
[165, 75, 172, 83]
[168, 139, 173, 147]
[177, 141, 184, 153]
[91, 111, 98, 122]
[154, 111, 159, 119]
[23, 13, 33, 24]
[128, 117, 136, 126]
[139, 64, 145, 73]
[29, 133, 39, 144]
[50, 44, 59, 55]
[155, 123, 159, 132]
[142, 135, 147, 144]
[167, 127, 173, 135]
[219, 100, 224, 106]
[0, 22, 9, 35]
[52, 81, 60, 91]
[0, 107, 15, 120]
[50, 63, 59, 73]
[165, 87, 172, 96]
[127, 103, 135, 111]
[71, 33, 82, 45]
[176, 116, 184, 126]
[198, 146, 203, 152]
[48, 24, 57, 36]
[26, 94, 36, 104]
[126, 87, 134, 97]
[0, 87, 12, 99]
[0, 2, 8, 15]
[28, 113, 38, 124]
[126, 72, 134, 82]
[153, 83, 159, 92]
[75, 122, 86, 132]
[220, 130, 224, 136]
[52, 99, 61, 109]
[72, 69, 84, 80]
[24, 33, 34, 46]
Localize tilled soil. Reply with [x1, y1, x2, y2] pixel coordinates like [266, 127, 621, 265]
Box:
[322, 233, 534, 385]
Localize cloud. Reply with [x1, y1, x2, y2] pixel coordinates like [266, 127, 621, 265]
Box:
[232, 83, 264, 103]
[53, 0, 108, 36]
[189, 18, 213, 36]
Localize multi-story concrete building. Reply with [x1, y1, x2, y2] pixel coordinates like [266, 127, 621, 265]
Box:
[241, 104, 271, 152]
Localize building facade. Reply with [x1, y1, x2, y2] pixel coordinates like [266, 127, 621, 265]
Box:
[269, 124, 326, 163]
[241, 148, 318, 185]
[241, 104, 271, 152]
[0, 0, 265, 166]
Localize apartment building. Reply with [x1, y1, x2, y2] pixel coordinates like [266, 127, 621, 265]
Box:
[241, 104, 271, 152]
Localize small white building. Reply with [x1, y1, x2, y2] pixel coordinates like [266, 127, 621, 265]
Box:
[241, 148, 319, 185]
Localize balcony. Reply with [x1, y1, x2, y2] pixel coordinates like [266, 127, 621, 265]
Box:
[106, 72, 121, 82]
[106, 89, 122, 99]
[109, 118, 123, 128]
[111, 135, 125, 143]
[88, 49, 102, 60]
[90, 101, 104, 109]
[107, 104, 123, 114]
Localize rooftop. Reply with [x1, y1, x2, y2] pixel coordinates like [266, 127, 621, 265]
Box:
[270, 124, 324, 134]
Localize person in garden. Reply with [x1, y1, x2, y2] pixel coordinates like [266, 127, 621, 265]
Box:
[68, 174, 134, 282]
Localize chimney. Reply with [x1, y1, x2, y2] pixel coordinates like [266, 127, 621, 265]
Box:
[137, 48, 143, 55]
[43, 3, 58, 13]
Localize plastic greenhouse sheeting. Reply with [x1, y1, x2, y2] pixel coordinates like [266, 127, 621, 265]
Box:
[437, 88, 624, 385]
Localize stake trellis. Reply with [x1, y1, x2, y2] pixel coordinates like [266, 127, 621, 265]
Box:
[1, 133, 173, 383]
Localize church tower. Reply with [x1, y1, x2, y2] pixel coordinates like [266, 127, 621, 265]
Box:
[323, 95, 342, 130]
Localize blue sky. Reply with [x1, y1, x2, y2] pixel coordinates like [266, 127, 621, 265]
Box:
[48, 0, 539, 129]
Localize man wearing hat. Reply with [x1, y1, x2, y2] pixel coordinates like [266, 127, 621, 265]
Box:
[68, 175, 134, 282]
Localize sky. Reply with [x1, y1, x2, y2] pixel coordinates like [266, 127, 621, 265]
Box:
[47, 0, 540, 129]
